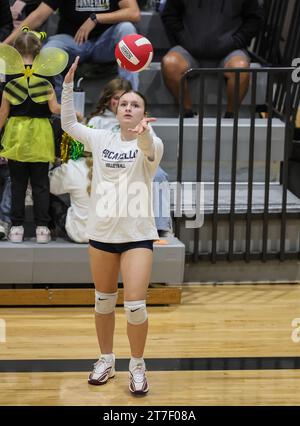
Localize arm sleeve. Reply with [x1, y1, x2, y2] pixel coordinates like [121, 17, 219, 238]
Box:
[61, 82, 97, 152]
[233, 0, 264, 49]
[161, 0, 185, 46]
[49, 164, 70, 195]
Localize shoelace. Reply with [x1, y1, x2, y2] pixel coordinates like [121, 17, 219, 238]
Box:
[93, 357, 111, 373]
[131, 364, 146, 382]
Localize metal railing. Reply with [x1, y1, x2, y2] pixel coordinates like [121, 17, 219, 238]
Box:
[174, 67, 300, 262]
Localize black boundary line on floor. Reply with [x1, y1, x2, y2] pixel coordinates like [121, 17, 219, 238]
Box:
[0, 357, 300, 372]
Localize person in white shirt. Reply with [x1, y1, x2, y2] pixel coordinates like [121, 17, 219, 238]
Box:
[62, 57, 164, 395]
[88, 77, 173, 236]
[49, 151, 92, 243]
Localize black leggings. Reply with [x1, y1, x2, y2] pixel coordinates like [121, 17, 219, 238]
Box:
[8, 160, 50, 226]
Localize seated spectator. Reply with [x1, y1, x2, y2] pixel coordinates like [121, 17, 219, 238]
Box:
[88, 77, 173, 237]
[49, 136, 91, 243]
[161, 0, 264, 118]
[4, 0, 141, 100]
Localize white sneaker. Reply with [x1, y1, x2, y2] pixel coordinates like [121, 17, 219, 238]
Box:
[88, 355, 115, 385]
[8, 226, 24, 243]
[36, 226, 51, 244]
[129, 362, 149, 395]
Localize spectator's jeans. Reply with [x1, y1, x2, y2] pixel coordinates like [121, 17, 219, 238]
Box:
[0, 164, 11, 225]
[44, 22, 139, 101]
[153, 166, 172, 232]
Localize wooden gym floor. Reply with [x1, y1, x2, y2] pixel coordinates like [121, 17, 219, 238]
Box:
[0, 284, 300, 406]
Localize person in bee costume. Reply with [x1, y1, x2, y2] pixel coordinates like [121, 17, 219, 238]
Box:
[0, 27, 68, 243]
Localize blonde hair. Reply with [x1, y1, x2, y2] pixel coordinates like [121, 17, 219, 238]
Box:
[13, 30, 43, 58]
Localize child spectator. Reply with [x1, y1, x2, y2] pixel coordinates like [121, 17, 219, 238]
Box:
[49, 136, 91, 243]
[0, 28, 65, 243]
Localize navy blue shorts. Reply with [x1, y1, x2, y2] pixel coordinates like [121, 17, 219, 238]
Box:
[89, 239, 154, 254]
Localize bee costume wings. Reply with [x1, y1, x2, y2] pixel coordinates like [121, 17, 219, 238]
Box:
[0, 43, 68, 105]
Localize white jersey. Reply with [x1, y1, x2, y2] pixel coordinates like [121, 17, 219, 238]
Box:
[49, 158, 90, 243]
[61, 82, 164, 243]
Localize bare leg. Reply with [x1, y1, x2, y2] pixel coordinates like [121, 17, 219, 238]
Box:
[120, 248, 153, 358]
[224, 55, 250, 113]
[89, 245, 120, 354]
[161, 51, 192, 111]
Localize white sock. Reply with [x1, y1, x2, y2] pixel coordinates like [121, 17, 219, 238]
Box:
[129, 356, 145, 371]
[101, 353, 115, 363]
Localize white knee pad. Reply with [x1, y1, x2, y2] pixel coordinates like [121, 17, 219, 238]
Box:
[124, 300, 147, 325]
[95, 291, 118, 315]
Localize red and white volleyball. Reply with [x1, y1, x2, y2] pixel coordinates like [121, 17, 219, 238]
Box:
[115, 34, 153, 72]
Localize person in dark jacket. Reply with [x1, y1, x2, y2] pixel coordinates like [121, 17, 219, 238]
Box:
[0, 0, 13, 42]
[161, 0, 264, 117]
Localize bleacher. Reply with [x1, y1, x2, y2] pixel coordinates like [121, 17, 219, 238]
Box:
[1, 1, 300, 299]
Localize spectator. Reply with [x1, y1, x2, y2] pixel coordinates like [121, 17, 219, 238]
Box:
[0, 29, 63, 243]
[88, 77, 173, 237]
[161, 0, 264, 117]
[4, 0, 141, 100]
[49, 136, 92, 243]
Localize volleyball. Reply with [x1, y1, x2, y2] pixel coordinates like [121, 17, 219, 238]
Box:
[115, 34, 153, 72]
